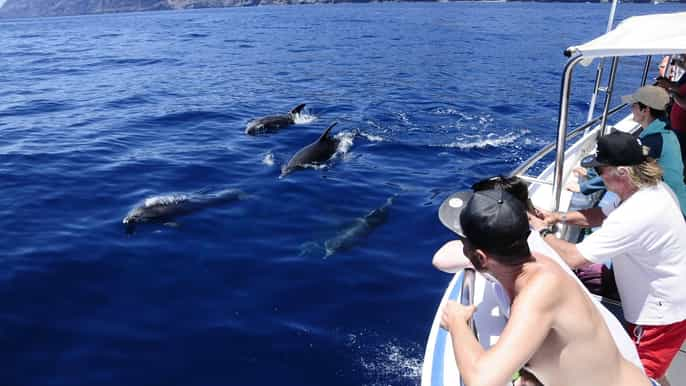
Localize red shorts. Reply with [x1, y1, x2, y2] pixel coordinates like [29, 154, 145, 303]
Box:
[626, 319, 686, 379]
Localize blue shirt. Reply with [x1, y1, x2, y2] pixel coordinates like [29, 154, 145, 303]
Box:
[640, 118, 686, 215]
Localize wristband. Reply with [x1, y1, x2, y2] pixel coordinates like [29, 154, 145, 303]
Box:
[539, 227, 555, 238]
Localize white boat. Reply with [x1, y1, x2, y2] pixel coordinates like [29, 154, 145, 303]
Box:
[422, 10, 686, 386]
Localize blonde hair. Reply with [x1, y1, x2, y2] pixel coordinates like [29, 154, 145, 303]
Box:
[620, 157, 663, 188]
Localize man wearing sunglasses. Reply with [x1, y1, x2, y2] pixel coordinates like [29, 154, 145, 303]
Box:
[529, 131, 686, 386]
[439, 188, 649, 386]
[557, 86, 686, 218]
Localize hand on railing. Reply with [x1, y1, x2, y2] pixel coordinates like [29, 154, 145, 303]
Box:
[440, 301, 477, 333]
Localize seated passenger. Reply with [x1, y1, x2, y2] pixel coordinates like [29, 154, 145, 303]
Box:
[530, 131, 686, 386]
[623, 85, 686, 216]
[439, 188, 650, 386]
[567, 86, 686, 216]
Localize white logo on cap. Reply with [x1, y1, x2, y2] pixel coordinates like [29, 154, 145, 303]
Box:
[448, 198, 464, 208]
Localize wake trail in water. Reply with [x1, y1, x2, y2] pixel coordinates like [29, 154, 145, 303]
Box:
[439, 130, 529, 150]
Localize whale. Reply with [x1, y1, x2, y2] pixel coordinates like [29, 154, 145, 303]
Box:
[122, 189, 244, 234]
[324, 195, 395, 257]
[280, 122, 339, 177]
[245, 103, 306, 135]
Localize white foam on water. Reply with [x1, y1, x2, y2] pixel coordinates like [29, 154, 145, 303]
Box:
[433, 107, 461, 116]
[262, 152, 275, 166]
[143, 194, 190, 207]
[359, 132, 385, 142]
[357, 340, 422, 386]
[440, 129, 530, 150]
[335, 131, 356, 156]
[432, 109, 481, 123]
[293, 112, 317, 124]
[395, 111, 412, 124]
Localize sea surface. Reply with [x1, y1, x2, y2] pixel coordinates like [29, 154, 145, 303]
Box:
[1, 3, 682, 385]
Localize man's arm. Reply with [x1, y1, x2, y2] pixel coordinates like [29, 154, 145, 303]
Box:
[433, 240, 472, 273]
[543, 207, 605, 229]
[529, 213, 593, 269]
[539, 232, 591, 269]
[441, 273, 559, 386]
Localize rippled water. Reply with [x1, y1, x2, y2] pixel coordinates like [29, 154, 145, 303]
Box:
[0, 3, 680, 385]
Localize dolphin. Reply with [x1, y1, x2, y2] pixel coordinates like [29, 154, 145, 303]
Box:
[280, 122, 339, 177]
[324, 195, 395, 257]
[122, 189, 244, 234]
[245, 103, 306, 135]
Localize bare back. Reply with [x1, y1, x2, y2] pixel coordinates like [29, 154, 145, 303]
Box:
[514, 253, 647, 386]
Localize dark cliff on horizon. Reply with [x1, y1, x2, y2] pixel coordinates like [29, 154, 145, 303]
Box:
[0, 0, 327, 18]
[0, 0, 683, 18]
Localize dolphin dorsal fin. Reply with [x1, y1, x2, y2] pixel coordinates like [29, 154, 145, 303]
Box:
[290, 103, 306, 116]
[318, 122, 338, 142]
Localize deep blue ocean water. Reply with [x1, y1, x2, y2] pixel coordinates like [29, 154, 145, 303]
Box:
[1, 3, 683, 385]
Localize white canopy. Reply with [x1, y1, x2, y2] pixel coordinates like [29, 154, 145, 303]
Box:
[566, 12, 686, 60]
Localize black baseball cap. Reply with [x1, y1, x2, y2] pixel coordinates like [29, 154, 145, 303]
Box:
[438, 189, 530, 254]
[580, 131, 646, 168]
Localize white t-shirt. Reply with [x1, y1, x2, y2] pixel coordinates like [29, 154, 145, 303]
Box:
[577, 182, 686, 325]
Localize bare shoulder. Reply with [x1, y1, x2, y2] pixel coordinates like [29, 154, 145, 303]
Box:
[515, 257, 566, 310]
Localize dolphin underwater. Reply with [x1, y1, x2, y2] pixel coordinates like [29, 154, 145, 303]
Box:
[122, 189, 244, 234]
[245, 103, 307, 135]
[324, 195, 395, 257]
[280, 122, 339, 177]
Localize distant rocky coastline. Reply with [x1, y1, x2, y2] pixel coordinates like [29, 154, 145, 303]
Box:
[0, 0, 683, 18]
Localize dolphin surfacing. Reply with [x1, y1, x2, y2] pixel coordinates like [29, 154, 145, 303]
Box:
[122, 189, 244, 234]
[280, 122, 339, 177]
[245, 103, 306, 135]
[324, 195, 395, 257]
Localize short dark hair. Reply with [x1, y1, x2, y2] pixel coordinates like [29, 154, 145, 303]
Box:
[637, 102, 667, 121]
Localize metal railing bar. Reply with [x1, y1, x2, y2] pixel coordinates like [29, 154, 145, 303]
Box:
[509, 103, 628, 178]
[458, 268, 478, 386]
[516, 175, 554, 186]
[600, 57, 620, 136]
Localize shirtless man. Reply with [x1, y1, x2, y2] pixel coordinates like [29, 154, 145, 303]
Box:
[434, 176, 642, 372]
[439, 189, 651, 386]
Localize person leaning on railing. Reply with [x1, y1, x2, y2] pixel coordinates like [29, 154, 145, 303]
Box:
[439, 188, 651, 386]
[529, 131, 686, 386]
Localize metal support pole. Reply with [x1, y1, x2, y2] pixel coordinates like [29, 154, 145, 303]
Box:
[552, 55, 584, 212]
[587, 61, 606, 123]
[640, 55, 653, 86]
[458, 268, 477, 386]
[585, 0, 618, 124]
[599, 57, 620, 136]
